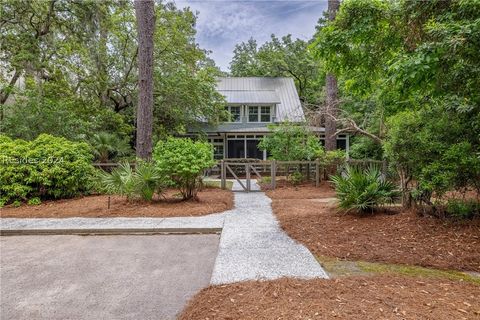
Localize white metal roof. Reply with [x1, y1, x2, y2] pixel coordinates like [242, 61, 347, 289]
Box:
[220, 90, 281, 104]
[216, 77, 305, 122]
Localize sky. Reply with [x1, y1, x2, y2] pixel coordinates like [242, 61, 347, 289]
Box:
[175, 0, 328, 72]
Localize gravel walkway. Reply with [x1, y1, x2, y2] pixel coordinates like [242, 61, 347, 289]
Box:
[1, 180, 328, 284]
[210, 180, 328, 284]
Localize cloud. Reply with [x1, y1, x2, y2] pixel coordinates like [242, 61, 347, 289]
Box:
[175, 0, 328, 71]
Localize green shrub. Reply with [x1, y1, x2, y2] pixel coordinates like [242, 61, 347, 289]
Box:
[98, 161, 164, 201]
[259, 176, 272, 185]
[153, 137, 215, 200]
[331, 165, 400, 214]
[0, 134, 94, 204]
[288, 171, 304, 186]
[445, 199, 480, 219]
[27, 197, 42, 206]
[259, 122, 324, 161]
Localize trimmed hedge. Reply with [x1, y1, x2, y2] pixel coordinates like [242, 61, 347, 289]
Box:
[0, 134, 94, 205]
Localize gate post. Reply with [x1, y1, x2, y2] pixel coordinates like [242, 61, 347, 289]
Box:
[315, 159, 320, 187]
[246, 163, 251, 192]
[271, 160, 276, 189]
[220, 160, 226, 189]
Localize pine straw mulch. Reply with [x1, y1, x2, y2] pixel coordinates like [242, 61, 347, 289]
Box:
[179, 275, 480, 320]
[267, 183, 480, 272]
[0, 188, 233, 218]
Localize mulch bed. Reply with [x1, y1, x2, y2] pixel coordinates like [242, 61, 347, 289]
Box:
[268, 184, 480, 272]
[0, 188, 233, 218]
[263, 180, 336, 199]
[179, 275, 480, 320]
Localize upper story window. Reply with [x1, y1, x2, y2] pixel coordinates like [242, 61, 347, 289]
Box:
[225, 106, 241, 122]
[248, 106, 272, 123]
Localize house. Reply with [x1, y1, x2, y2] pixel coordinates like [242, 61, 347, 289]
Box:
[189, 77, 349, 160]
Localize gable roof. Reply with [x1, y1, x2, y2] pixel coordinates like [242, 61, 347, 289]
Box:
[216, 77, 305, 122]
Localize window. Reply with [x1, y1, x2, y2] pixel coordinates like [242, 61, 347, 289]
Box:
[248, 106, 259, 122]
[260, 106, 271, 122]
[225, 106, 241, 122]
[209, 138, 224, 159]
[248, 106, 271, 122]
[213, 145, 224, 159]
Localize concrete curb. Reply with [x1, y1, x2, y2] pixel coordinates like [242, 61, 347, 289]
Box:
[0, 227, 222, 236]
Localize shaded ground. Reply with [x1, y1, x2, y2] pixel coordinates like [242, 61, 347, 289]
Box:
[1, 188, 233, 218]
[264, 180, 336, 199]
[0, 234, 219, 320]
[180, 275, 480, 320]
[268, 184, 480, 272]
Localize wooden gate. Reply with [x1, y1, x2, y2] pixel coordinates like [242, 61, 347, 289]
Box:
[220, 161, 263, 192]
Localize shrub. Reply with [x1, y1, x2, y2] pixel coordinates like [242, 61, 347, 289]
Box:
[331, 165, 400, 214]
[320, 150, 346, 167]
[0, 134, 94, 204]
[445, 199, 480, 220]
[288, 171, 304, 186]
[259, 122, 324, 161]
[98, 161, 164, 201]
[27, 197, 42, 206]
[153, 137, 215, 200]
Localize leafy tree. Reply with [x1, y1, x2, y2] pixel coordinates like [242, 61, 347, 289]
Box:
[259, 123, 323, 161]
[230, 38, 262, 77]
[312, 0, 480, 214]
[1, 1, 224, 143]
[230, 35, 323, 104]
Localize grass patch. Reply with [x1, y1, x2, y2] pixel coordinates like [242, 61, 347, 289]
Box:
[317, 255, 480, 285]
[202, 179, 233, 190]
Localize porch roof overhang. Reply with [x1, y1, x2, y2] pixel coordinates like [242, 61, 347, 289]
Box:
[220, 90, 281, 104]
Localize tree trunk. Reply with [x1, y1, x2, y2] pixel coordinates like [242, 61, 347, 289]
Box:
[134, 0, 155, 160]
[324, 0, 340, 151]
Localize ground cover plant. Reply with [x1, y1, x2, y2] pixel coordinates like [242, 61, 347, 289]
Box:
[0, 134, 94, 206]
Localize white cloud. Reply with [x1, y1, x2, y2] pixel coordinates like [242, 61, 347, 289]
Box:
[175, 0, 328, 71]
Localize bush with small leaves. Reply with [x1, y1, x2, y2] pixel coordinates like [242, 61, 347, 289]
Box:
[0, 134, 94, 204]
[445, 199, 480, 220]
[153, 138, 215, 200]
[289, 171, 304, 186]
[27, 197, 42, 206]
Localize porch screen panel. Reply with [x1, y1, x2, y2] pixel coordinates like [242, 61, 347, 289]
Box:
[246, 140, 263, 159]
[227, 140, 245, 158]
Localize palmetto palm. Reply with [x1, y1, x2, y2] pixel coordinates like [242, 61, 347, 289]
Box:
[331, 165, 400, 214]
[90, 132, 131, 163]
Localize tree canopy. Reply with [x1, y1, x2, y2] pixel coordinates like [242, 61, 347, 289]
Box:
[0, 0, 224, 143]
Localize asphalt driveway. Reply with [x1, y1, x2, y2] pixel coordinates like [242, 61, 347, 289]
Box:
[0, 234, 220, 320]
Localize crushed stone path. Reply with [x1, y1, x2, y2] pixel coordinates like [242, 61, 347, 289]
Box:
[1, 180, 328, 284]
[210, 180, 328, 284]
